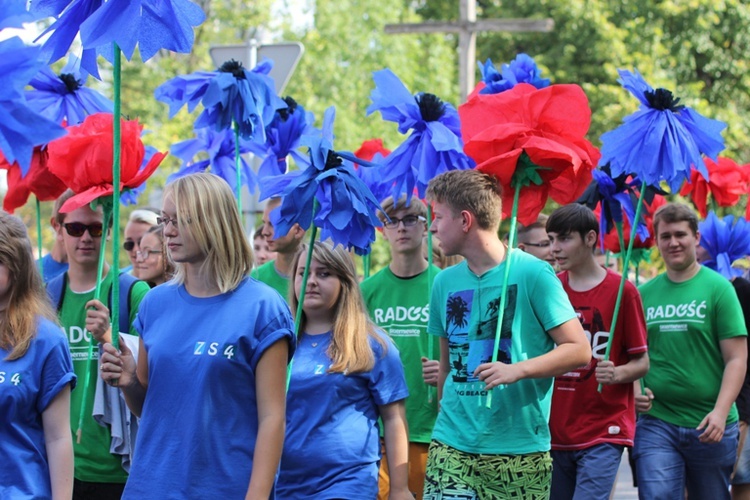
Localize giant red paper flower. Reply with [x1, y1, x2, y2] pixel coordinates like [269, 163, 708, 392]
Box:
[1, 147, 67, 213]
[459, 83, 599, 225]
[46, 113, 167, 212]
[679, 156, 749, 218]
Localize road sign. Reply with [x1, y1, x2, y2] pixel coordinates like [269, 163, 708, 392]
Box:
[209, 41, 304, 94]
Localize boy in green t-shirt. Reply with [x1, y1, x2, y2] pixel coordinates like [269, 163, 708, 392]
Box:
[53, 191, 150, 498]
[361, 195, 441, 500]
[423, 170, 591, 499]
[251, 196, 306, 301]
[635, 203, 747, 500]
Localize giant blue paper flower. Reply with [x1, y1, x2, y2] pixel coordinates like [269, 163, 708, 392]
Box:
[246, 96, 314, 179]
[0, 37, 67, 175]
[478, 53, 550, 95]
[600, 69, 726, 193]
[366, 68, 473, 204]
[699, 212, 750, 280]
[155, 59, 286, 143]
[259, 107, 383, 255]
[32, 0, 204, 78]
[577, 165, 659, 248]
[1, 0, 39, 29]
[167, 127, 257, 195]
[26, 57, 113, 125]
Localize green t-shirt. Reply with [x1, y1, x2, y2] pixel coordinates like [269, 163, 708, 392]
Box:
[361, 265, 442, 443]
[428, 251, 577, 455]
[251, 260, 290, 302]
[639, 267, 747, 428]
[58, 272, 150, 483]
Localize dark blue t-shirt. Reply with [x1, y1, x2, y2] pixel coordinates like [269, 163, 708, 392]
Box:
[0, 317, 76, 498]
[278, 330, 408, 499]
[123, 278, 295, 498]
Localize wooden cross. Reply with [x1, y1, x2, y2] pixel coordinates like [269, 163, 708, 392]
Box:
[385, 0, 554, 102]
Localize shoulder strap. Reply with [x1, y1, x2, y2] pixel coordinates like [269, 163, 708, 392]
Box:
[114, 272, 139, 334]
[45, 273, 68, 312]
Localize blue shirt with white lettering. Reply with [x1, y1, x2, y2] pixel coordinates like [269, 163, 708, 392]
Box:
[277, 330, 409, 499]
[123, 278, 295, 498]
[0, 317, 76, 498]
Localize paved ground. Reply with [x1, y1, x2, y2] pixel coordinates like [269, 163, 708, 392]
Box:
[611, 448, 639, 499]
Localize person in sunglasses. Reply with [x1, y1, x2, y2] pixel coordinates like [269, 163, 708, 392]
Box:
[361, 195, 440, 500]
[47, 190, 151, 499]
[123, 208, 159, 278]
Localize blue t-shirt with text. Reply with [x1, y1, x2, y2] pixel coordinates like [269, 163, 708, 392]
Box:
[122, 278, 295, 499]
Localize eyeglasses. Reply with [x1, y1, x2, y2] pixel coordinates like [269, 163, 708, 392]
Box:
[522, 241, 551, 248]
[123, 240, 136, 251]
[63, 222, 104, 238]
[157, 216, 178, 227]
[136, 249, 161, 259]
[383, 215, 426, 229]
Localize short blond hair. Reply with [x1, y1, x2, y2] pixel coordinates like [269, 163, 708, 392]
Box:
[378, 195, 427, 222]
[426, 170, 502, 231]
[163, 173, 254, 293]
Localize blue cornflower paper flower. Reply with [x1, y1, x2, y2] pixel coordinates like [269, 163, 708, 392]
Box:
[32, 0, 103, 79]
[351, 155, 391, 203]
[366, 68, 474, 204]
[478, 53, 550, 95]
[246, 96, 314, 179]
[80, 0, 205, 64]
[699, 212, 750, 280]
[0, 37, 67, 175]
[578, 166, 652, 248]
[1, 0, 39, 29]
[167, 127, 257, 195]
[26, 57, 113, 125]
[600, 69, 726, 193]
[120, 145, 158, 206]
[259, 107, 383, 255]
[32, 0, 204, 78]
[155, 59, 287, 143]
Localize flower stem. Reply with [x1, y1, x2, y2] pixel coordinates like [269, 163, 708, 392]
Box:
[287, 199, 320, 388]
[234, 122, 243, 223]
[111, 43, 122, 351]
[35, 196, 43, 273]
[598, 180, 647, 392]
[427, 202, 435, 403]
[486, 184, 520, 409]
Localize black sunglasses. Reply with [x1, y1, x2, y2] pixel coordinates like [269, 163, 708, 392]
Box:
[63, 222, 104, 238]
[123, 240, 136, 251]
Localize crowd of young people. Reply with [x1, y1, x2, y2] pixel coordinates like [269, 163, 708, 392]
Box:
[2, 168, 749, 499]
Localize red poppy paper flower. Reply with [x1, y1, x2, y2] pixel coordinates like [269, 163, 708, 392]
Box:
[679, 156, 749, 218]
[46, 113, 167, 213]
[459, 83, 600, 226]
[354, 138, 391, 162]
[602, 216, 654, 254]
[1, 147, 67, 213]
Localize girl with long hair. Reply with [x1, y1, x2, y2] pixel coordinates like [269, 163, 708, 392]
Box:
[100, 173, 295, 498]
[133, 224, 175, 287]
[277, 241, 412, 499]
[0, 211, 76, 499]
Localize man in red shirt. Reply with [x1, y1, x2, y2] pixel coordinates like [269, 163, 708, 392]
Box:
[546, 204, 649, 499]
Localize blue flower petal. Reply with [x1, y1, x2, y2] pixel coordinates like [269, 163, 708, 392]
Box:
[478, 53, 550, 95]
[699, 212, 750, 280]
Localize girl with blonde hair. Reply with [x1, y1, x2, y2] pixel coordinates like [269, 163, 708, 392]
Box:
[0, 211, 76, 499]
[277, 241, 412, 499]
[100, 173, 295, 498]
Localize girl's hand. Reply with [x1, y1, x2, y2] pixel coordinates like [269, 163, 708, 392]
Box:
[100, 341, 136, 388]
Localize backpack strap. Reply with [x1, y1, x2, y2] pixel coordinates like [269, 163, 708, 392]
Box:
[116, 273, 139, 334]
[45, 273, 68, 312]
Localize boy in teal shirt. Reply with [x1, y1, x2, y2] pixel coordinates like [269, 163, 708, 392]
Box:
[424, 170, 590, 498]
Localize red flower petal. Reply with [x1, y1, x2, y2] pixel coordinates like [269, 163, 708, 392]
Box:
[354, 139, 391, 162]
[680, 157, 748, 218]
[1, 148, 67, 213]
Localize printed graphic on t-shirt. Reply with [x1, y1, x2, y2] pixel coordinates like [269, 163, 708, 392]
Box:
[644, 300, 707, 333]
[445, 285, 517, 383]
[373, 304, 430, 337]
[64, 326, 100, 362]
[558, 306, 609, 384]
